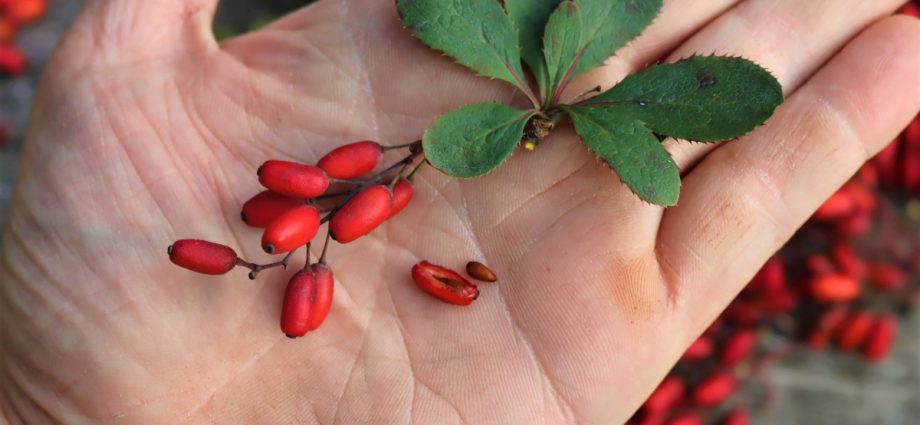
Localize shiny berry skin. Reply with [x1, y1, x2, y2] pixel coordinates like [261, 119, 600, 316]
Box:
[411, 261, 479, 306]
[258, 160, 329, 198]
[389, 177, 414, 218]
[868, 262, 906, 292]
[720, 330, 757, 366]
[305, 263, 335, 331]
[280, 270, 316, 338]
[241, 190, 304, 228]
[808, 274, 860, 303]
[330, 185, 393, 243]
[812, 190, 856, 221]
[168, 239, 237, 275]
[862, 314, 896, 363]
[317, 141, 382, 179]
[261, 205, 320, 254]
[836, 311, 874, 351]
[692, 372, 736, 406]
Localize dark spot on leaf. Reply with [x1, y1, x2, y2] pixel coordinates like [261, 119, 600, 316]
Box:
[697, 69, 718, 89]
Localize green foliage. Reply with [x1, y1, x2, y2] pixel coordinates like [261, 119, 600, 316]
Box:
[565, 107, 680, 205]
[396, 0, 784, 206]
[423, 104, 534, 178]
[579, 56, 784, 142]
[396, 0, 529, 92]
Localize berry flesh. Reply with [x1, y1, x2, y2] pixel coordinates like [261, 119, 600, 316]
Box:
[261, 205, 320, 254]
[168, 239, 238, 275]
[258, 160, 329, 198]
[241, 190, 304, 228]
[330, 185, 393, 243]
[317, 141, 382, 179]
[412, 261, 479, 306]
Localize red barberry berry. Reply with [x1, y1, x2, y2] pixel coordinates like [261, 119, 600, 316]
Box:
[258, 160, 330, 198]
[812, 190, 856, 221]
[837, 311, 874, 351]
[682, 336, 713, 361]
[280, 269, 315, 338]
[330, 185, 393, 243]
[808, 274, 860, 303]
[806, 254, 835, 276]
[0, 44, 26, 76]
[643, 376, 685, 413]
[720, 330, 757, 366]
[241, 190, 304, 228]
[862, 314, 897, 363]
[806, 305, 850, 350]
[720, 407, 749, 425]
[6, 0, 47, 24]
[306, 263, 335, 331]
[411, 261, 479, 306]
[693, 372, 736, 406]
[316, 141, 382, 179]
[168, 239, 238, 275]
[261, 205, 320, 254]
[665, 413, 703, 425]
[867, 262, 906, 292]
[389, 177, 414, 218]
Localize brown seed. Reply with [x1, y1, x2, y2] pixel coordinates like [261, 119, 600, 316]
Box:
[466, 261, 497, 282]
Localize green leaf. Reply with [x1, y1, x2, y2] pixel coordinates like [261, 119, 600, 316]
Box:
[423, 104, 533, 178]
[565, 106, 680, 205]
[581, 56, 784, 142]
[543, 1, 584, 96]
[505, 0, 564, 98]
[396, 0, 529, 91]
[569, 0, 662, 79]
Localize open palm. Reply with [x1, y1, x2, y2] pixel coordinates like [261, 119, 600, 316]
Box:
[2, 0, 918, 423]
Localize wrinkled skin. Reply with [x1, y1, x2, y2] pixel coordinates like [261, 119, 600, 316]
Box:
[1, 0, 918, 424]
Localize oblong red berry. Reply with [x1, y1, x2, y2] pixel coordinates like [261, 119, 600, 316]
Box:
[168, 239, 237, 275]
[720, 408, 749, 425]
[867, 262, 906, 292]
[808, 274, 860, 303]
[681, 336, 713, 361]
[692, 372, 735, 406]
[306, 263, 335, 331]
[317, 141, 382, 179]
[281, 269, 316, 338]
[389, 177, 414, 218]
[643, 376, 684, 413]
[258, 160, 329, 198]
[665, 413, 703, 425]
[719, 330, 757, 366]
[261, 205, 320, 254]
[241, 190, 304, 228]
[862, 314, 896, 363]
[836, 311, 874, 351]
[411, 261, 479, 306]
[329, 185, 393, 243]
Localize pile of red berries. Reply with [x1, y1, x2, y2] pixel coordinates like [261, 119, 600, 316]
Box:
[168, 140, 497, 337]
[628, 105, 920, 424]
[0, 0, 45, 76]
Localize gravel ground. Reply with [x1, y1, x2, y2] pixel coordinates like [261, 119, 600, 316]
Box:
[0, 1, 917, 424]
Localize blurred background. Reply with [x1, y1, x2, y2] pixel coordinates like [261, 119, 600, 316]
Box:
[0, 1, 918, 424]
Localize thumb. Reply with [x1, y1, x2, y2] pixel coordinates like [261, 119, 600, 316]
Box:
[67, 0, 219, 65]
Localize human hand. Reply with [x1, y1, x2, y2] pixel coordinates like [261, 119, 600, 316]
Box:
[1, 0, 918, 423]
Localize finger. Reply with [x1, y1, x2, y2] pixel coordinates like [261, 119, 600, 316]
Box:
[661, 0, 907, 171]
[68, 0, 219, 62]
[658, 16, 920, 337]
[563, 0, 742, 100]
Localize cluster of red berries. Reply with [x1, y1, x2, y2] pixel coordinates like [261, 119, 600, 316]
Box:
[630, 112, 920, 424]
[0, 0, 45, 76]
[168, 140, 498, 337]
